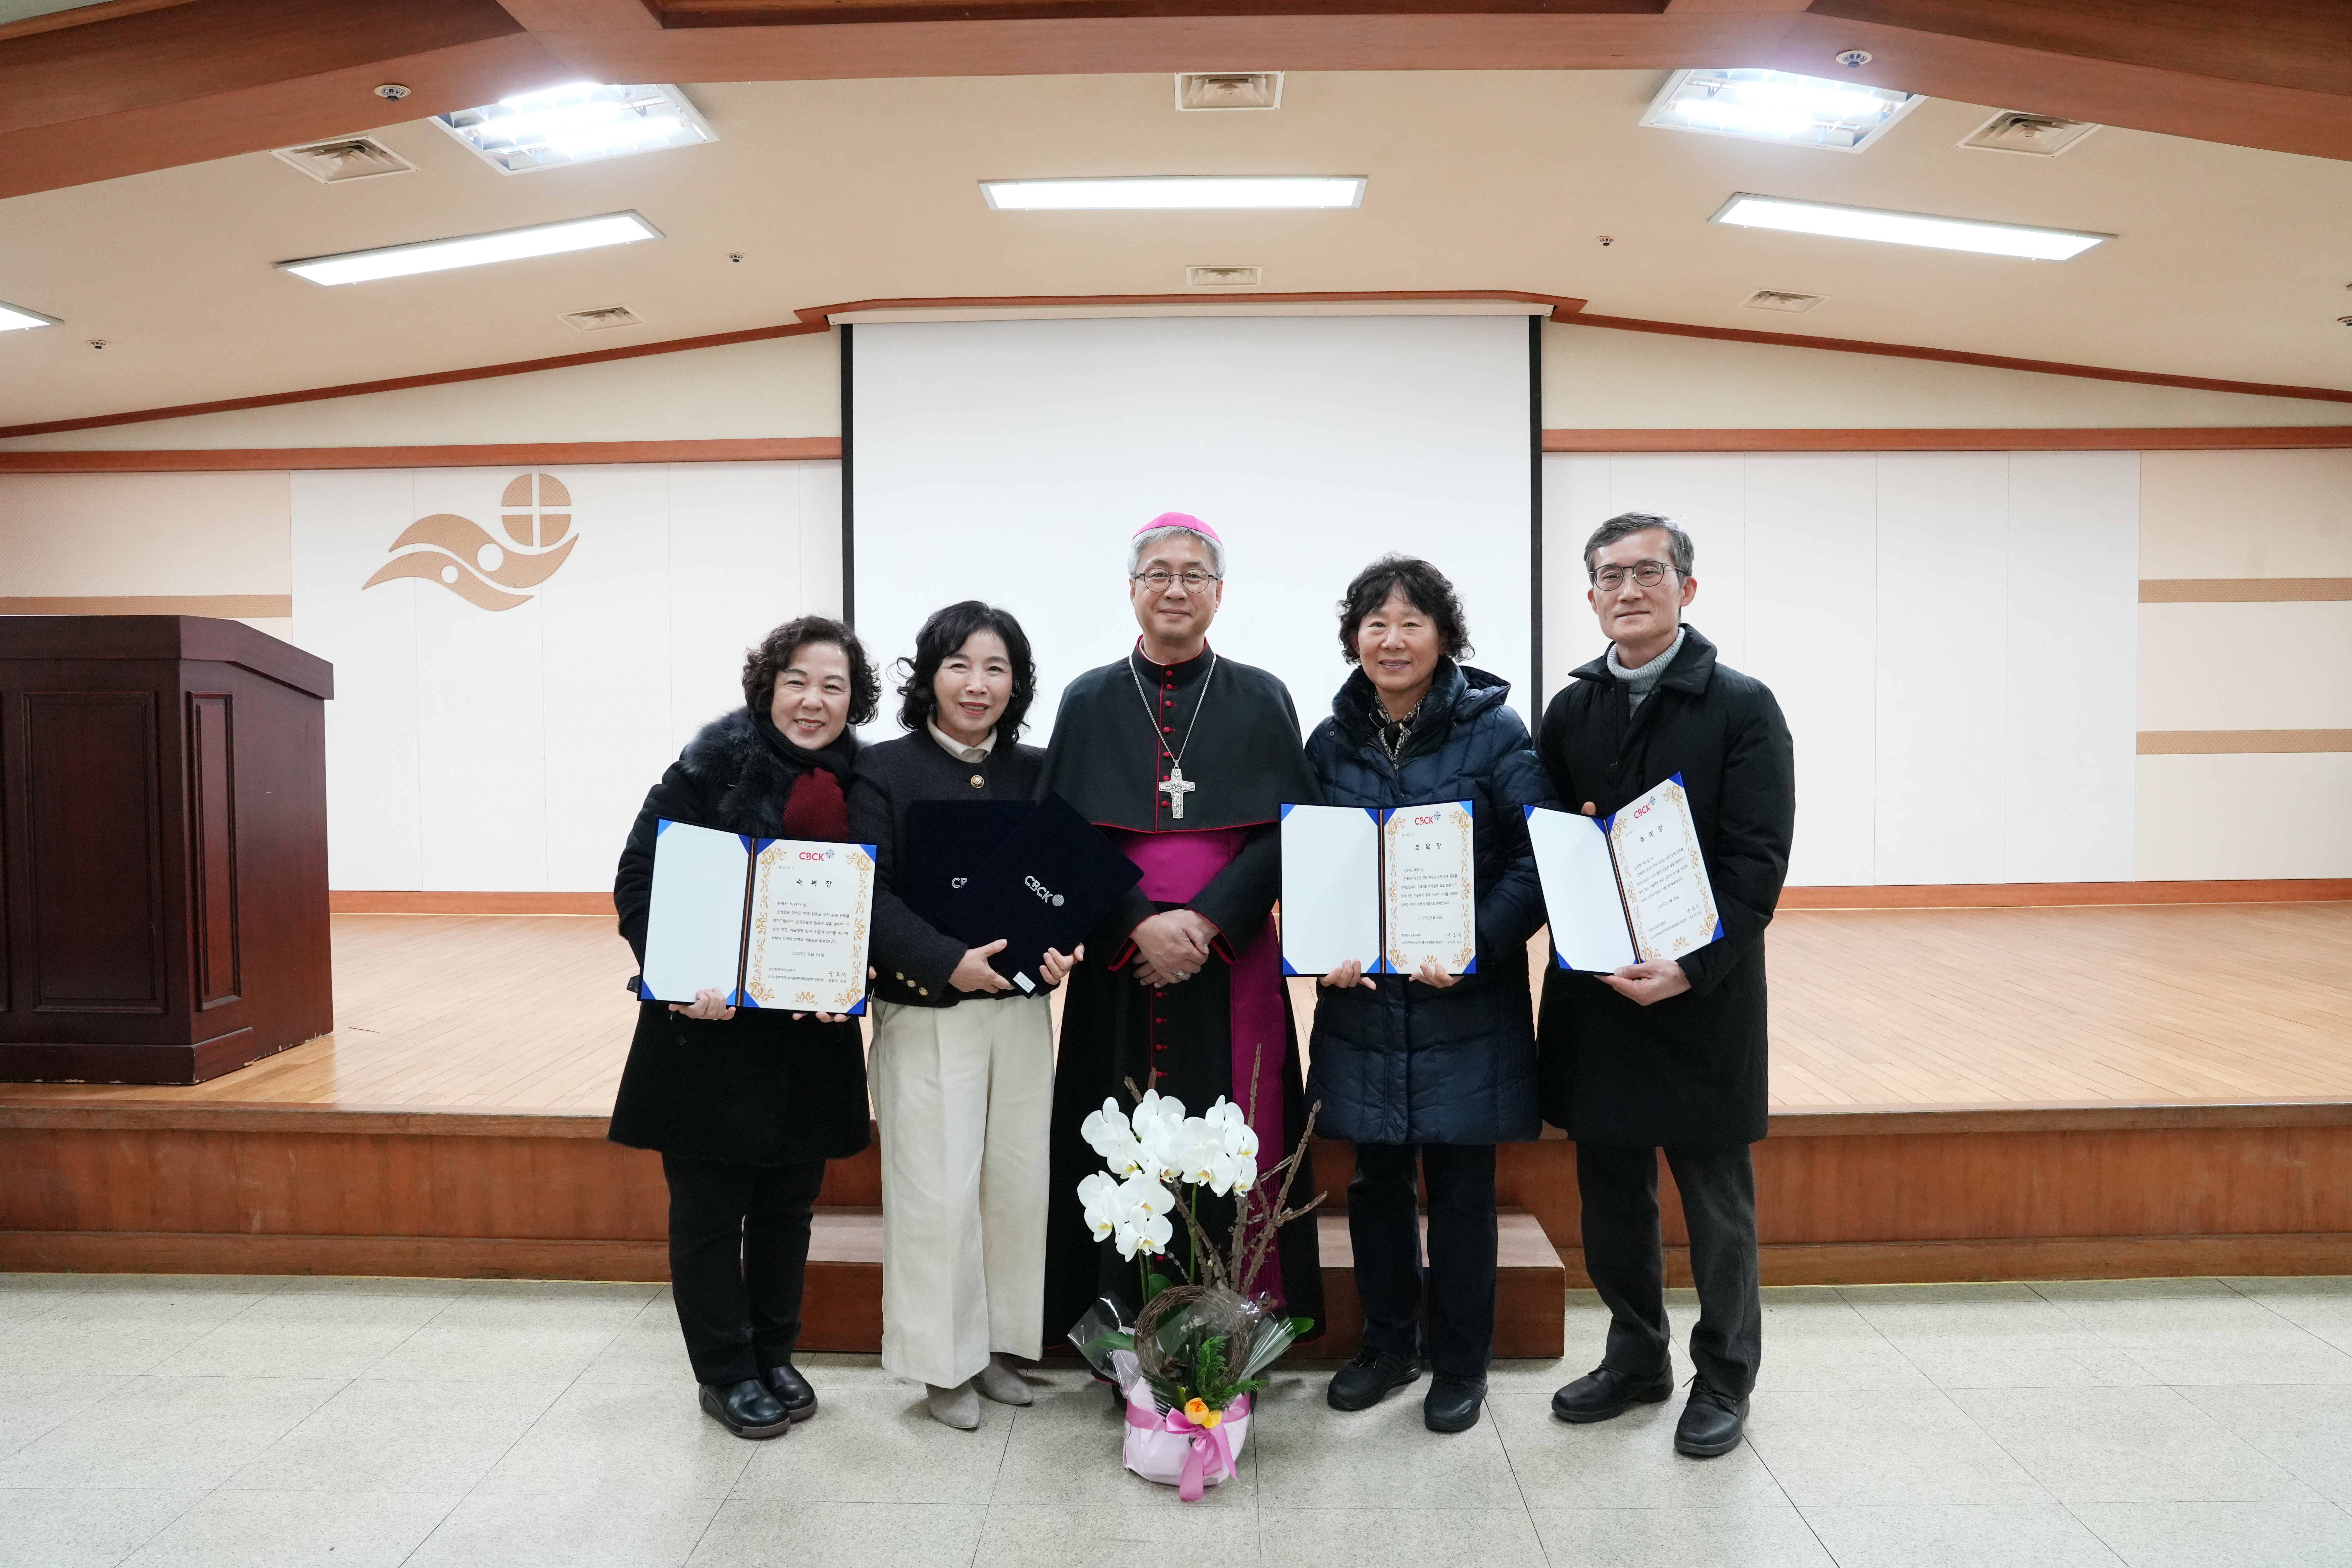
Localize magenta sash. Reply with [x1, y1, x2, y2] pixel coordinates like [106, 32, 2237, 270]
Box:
[1109, 828, 1291, 1304]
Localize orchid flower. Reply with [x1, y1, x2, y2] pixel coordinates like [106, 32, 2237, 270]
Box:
[1116, 1171, 1175, 1219]
[1081, 1098, 1147, 1177]
[1076, 1170, 1123, 1241]
[1114, 1210, 1173, 1260]
[1204, 1098, 1259, 1161]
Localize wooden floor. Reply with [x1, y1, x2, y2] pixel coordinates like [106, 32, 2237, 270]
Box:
[3, 904, 2348, 1115]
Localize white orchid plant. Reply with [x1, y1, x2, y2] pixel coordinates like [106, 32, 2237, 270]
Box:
[1067, 1068, 1325, 1417]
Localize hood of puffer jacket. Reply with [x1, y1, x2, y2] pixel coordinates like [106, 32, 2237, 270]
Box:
[1327, 658, 1513, 759]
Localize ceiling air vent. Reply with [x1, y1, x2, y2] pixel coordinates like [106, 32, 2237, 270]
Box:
[1960, 111, 2101, 157]
[1743, 289, 1825, 313]
[559, 305, 645, 332]
[1187, 265, 1262, 288]
[1175, 72, 1283, 111]
[271, 136, 416, 184]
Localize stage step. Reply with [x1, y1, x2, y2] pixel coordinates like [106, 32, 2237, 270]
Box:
[795, 1208, 1565, 1360]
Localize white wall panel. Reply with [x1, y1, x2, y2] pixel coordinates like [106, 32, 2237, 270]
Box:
[2139, 603, 2352, 729]
[1540, 454, 1612, 705]
[541, 466, 675, 893]
[2137, 754, 2352, 879]
[1743, 454, 1879, 887]
[1541, 448, 2143, 888]
[2003, 452, 2139, 881]
[1873, 454, 2011, 884]
[291, 460, 839, 891]
[410, 468, 550, 893]
[1599, 453, 1747, 670]
[290, 470, 424, 891]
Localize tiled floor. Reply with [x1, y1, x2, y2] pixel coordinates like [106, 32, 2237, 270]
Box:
[6, 1274, 2352, 1566]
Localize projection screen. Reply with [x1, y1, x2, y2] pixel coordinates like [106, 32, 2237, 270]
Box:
[846, 312, 1539, 747]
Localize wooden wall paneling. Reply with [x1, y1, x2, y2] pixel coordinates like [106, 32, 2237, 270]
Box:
[1544, 430, 2352, 453]
[1778, 879, 2352, 908]
[0, 442, 845, 474]
[2142, 578, 2352, 602]
[187, 693, 239, 1008]
[24, 686, 168, 1017]
[221, 658, 333, 1062]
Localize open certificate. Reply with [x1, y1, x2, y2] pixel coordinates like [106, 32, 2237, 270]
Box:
[1278, 800, 1477, 977]
[1525, 774, 1722, 973]
[638, 820, 876, 1014]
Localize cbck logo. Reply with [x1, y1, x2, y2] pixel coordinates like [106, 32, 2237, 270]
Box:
[362, 472, 579, 610]
[1025, 875, 1065, 907]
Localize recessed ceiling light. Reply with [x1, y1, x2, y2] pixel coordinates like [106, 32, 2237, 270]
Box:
[0, 298, 60, 332]
[1642, 68, 1923, 153]
[434, 82, 715, 175]
[1711, 193, 2110, 261]
[277, 211, 663, 286]
[1186, 264, 1262, 287]
[981, 177, 1365, 211]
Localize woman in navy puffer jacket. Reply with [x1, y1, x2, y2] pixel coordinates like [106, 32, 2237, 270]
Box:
[1304, 555, 1556, 1435]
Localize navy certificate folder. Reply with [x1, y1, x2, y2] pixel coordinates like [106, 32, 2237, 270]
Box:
[902, 799, 1033, 925]
[929, 792, 1142, 995]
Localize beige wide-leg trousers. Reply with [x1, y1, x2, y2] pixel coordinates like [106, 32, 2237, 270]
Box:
[869, 993, 1055, 1389]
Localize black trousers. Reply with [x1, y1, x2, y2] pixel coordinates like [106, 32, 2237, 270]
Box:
[1576, 1141, 1761, 1399]
[661, 1153, 827, 1387]
[1349, 1142, 1498, 1382]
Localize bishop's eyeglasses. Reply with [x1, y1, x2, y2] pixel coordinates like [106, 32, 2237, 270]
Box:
[1132, 569, 1222, 591]
[1589, 560, 1678, 591]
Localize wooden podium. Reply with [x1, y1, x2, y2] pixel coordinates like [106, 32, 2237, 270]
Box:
[0, 617, 334, 1084]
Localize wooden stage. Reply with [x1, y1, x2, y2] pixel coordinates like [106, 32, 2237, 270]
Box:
[4, 904, 2350, 1355]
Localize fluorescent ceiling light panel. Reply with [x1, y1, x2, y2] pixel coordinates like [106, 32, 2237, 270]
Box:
[982, 176, 1365, 210]
[435, 82, 715, 174]
[277, 211, 663, 286]
[0, 298, 60, 331]
[1643, 68, 1922, 152]
[1711, 193, 2110, 260]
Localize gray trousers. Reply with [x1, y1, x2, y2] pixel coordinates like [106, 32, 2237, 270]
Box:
[1576, 1141, 1762, 1399]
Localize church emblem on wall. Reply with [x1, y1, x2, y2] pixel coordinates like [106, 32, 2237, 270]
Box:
[361, 472, 579, 610]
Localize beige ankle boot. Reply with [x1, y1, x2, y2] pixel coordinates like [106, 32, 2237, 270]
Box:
[925, 1378, 981, 1429]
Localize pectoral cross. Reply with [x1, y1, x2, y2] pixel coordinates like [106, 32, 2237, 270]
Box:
[1158, 765, 1196, 821]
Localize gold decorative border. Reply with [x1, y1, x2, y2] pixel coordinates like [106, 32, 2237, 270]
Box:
[1619, 780, 1720, 965]
[1383, 801, 1477, 975]
[743, 842, 874, 1014]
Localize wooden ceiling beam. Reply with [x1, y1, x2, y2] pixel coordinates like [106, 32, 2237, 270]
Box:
[2, 0, 2350, 203]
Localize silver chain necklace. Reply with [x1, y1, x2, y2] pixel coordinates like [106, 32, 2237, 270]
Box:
[1130, 648, 1217, 821]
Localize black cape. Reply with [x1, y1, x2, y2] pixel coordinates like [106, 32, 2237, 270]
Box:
[1039, 641, 1320, 834]
[1039, 641, 1326, 1340]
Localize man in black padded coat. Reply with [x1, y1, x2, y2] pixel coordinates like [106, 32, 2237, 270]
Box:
[1536, 512, 1795, 1460]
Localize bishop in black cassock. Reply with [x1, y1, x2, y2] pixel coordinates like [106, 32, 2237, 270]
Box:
[1039, 514, 1327, 1340]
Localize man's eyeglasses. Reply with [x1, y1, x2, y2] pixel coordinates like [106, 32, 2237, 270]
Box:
[1589, 560, 1677, 592]
[1132, 569, 1220, 591]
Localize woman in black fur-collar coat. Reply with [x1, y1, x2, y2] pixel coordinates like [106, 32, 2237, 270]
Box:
[610, 616, 879, 1442]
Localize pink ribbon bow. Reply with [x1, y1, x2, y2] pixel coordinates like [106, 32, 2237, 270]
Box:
[1125, 1394, 1248, 1501]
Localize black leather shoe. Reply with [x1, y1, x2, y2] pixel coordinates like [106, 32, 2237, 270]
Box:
[1674, 1379, 1750, 1457]
[1326, 1349, 1422, 1411]
[762, 1363, 817, 1422]
[1422, 1374, 1486, 1433]
[1550, 1363, 1676, 1424]
[699, 1379, 792, 1439]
